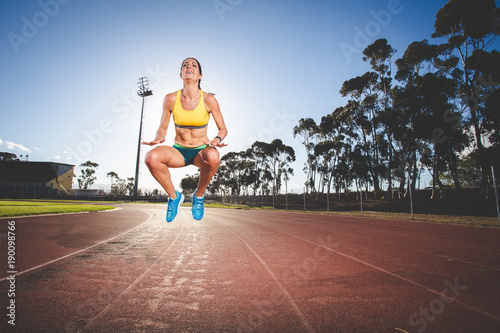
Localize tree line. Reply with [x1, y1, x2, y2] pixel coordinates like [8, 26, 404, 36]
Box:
[76, 161, 142, 197]
[190, 0, 499, 202]
[181, 139, 295, 204]
[293, 0, 499, 200]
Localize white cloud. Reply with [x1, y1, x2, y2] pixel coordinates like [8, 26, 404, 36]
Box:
[0, 139, 3, 146]
[5, 141, 31, 153]
[46, 155, 63, 161]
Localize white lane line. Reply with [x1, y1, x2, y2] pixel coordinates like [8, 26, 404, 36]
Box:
[79, 222, 185, 332]
[97, 207, 123, 213]
[270, 227, 500, 322]
[229, 229, 316, 333]
[0, 209, 152, 282]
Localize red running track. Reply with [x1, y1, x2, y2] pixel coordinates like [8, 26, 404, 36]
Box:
[0, 203, 499, 332]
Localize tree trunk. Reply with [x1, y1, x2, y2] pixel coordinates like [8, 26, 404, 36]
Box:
[398, 179, 405, 199]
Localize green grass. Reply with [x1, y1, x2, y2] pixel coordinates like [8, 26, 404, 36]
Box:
[7, 198, 495, 228]
[0, 200, 116, 217]
[202, 202, 500, 228]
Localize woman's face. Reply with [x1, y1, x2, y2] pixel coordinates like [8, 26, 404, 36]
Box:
[180, 58, 202, 82]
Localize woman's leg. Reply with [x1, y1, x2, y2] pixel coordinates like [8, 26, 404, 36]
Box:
[193, 147, 220, 197]
[144, 146, 185, 198]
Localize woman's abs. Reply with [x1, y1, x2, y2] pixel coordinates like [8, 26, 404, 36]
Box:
[174, 126, 209, 148]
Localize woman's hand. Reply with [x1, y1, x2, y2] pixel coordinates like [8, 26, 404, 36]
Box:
[141, 138, 165, 146]
[204, 138, 227, 147]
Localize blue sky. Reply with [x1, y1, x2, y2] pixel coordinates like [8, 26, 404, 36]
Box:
[0, 0, 480, 193]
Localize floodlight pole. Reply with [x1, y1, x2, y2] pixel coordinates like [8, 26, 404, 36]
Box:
[134, 77, 153, 201]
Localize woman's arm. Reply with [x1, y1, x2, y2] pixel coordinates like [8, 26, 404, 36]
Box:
[204, 94, 228, 147]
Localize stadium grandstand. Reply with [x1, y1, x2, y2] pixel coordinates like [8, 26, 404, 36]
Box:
[0, 160, 74, 198]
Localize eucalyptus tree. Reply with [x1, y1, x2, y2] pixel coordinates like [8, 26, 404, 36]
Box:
[420, 73, 468, 197]
[444, 151, 482, 188]
[269, 139, 295, 198]
[484, 78, 500, 147]
[392, 39, 468, 198]
[315, 140, 339, 210]
[350, 143, 372, 199]
[316, 107, 355, 202]
[340, 71, 385, 197]
[210, 164, 231, 198]
[180, 173, 199, 193]
[392, 40, 438, 196]
[362, 39, 397, 196]
[104, 172, 134, 196]
[77, 160, 99, 190]
[239, 150, 258, 197]
[252, 140, 295, 207]
[336, 144, 354, 199]
[433, 0, 500, 197]
[126, 177, 135, 196]
[293, 118, 319, 195]
[106, 171, 119, 193]
[252, 141, 272, 198]
[244, 147, 262, 198]
[218, 151, 250, 198]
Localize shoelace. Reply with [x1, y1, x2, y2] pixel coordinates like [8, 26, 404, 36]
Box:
[167, 198, 175, 213]
[193, 197, 204, 210]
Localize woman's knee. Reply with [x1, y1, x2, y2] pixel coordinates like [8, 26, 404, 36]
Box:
[203, 148, 220, 167]
[145, 149, 161, 168]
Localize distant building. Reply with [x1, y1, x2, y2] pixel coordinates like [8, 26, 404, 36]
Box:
[73, 188, 104, 197]
[0, 161, 75, 198]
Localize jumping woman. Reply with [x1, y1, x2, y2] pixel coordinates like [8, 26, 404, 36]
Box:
[142, 57, 228, 222]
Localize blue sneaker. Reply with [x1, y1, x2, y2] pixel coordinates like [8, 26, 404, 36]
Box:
[191, 192, 205, 220]
[166, 191, 184, 222]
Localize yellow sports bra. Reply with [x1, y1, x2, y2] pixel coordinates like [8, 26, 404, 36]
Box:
[172, 90, 210, 129]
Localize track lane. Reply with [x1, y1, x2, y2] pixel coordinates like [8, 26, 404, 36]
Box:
[1, 205, 499, 332]
[79, 220, 185, 332]
[80, 207, 322, 332]
[215, 209, 500, 270]
[228, 228, 316, 333]
[0, 204, 183, 332]
[210, 208, 500, 332]
[0, 204, 151, 277]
